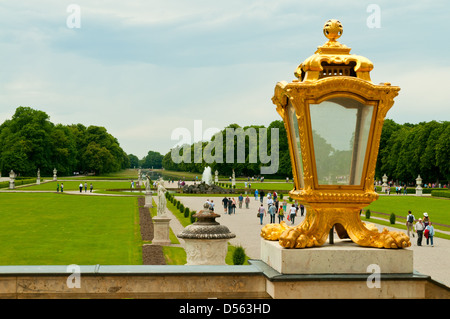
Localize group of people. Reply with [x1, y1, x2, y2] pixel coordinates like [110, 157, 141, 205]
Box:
[406, 211, 435, 247]
[79, 182, 93, 193]
[257, 194, 305, 226]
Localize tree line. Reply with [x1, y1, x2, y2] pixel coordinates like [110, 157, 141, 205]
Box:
[161, 119, 450, 185]
[0, 107, 129, 177]
[1, 106, 447, 185]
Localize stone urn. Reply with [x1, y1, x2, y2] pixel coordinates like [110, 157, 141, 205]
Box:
[178, 203, 235, 265]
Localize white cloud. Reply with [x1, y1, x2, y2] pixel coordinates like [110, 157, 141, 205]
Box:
[0, 0, 448, 160]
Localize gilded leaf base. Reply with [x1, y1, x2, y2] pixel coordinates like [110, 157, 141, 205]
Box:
[261, 206, 411, 249]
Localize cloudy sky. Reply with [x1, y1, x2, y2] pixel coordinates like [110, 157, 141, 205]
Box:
[0, 0, 448, 158]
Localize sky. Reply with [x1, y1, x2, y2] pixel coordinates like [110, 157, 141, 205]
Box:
[0, 0, 449, 159]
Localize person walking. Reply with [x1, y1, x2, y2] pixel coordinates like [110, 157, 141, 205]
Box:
[278, 206, 284, 223]
[425, 222, 435, 247]
[56, 183, 60, 193]
[245, 195, 250, 209]
[222, 196, 228, 214]
[254, 189, 258, 201]
[227, 198, 232, 215]
[79, 183, 83, 193]
[423, 212, 430, 228]
[231, 198, 236, 214]
[282, 200, 287, 213]
[406, 211, 415, 238]
[84, 182, 87, 192]
[268, 204, 276, 224]
[90, 183, 93, 193]
[300, 203, 305, 217]
[289, 204, 297, 225]
[238, 194, 243, 209]
[61, 183, 64, 193]
[258, 204, 266, 225]
[259, 190, 265, 204]
[415, 218, 425, 246]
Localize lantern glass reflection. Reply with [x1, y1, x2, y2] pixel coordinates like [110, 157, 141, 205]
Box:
[287, 101, 304, 189]
[309, 97, 373, 185]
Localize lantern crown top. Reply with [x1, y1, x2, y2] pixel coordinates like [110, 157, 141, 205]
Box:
[295, 19, 374, 83]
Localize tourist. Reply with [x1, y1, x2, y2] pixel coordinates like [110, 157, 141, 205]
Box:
[227, 198, 232, 215]
[282, 200, 287, 213]
[267, 195, 273, 209]
[268, 204, 276, 223]
[222, 197, 228, 213]
[254, 189, 258, 200]
[258, 204, 266, 225]
[425, 222, 435, 247]
[84, 182, 87, 192]
[245, 195, 250, 209]
[300, 203, 305, 217]
[406, 211, 415, 238]
[414, 218, 425, 246]
[278, 206, 284, 223]
[90, 183, 93, 193]
[259, 190, 265, 203]
[289, 204, 297, 224]
[423, 212, 430, 228]
[231, 198, 236, 214]
[61, 183, 64, 192]
[210, 200, 215, 211]
[238, 194, 243, 209]
[56, 183, 59, 193]
[79, 183, 83, 193]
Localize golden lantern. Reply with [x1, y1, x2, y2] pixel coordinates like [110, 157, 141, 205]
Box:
[261, 19, 411, 249]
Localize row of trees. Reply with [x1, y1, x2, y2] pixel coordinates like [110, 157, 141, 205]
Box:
[0, 107, 129, 177]
[376, 119, 449, 185]
[161, 119, 450, 184]
[128, 151, 164, 169]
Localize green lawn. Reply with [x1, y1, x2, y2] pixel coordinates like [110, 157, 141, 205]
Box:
[17, 180, 142, 192]
[232, 182, 294, 191]
[0, 192, 141, 265]
[364, 196, 450, 226]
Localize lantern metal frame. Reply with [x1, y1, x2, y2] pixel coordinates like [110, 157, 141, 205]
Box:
[261, 19, 411, 249]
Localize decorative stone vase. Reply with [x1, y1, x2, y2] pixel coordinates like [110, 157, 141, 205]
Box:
[178, 204, 236, 265]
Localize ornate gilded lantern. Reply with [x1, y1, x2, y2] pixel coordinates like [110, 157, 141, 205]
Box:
[262, 19, 411, 249]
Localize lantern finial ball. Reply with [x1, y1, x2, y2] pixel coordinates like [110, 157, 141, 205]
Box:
[323, 19, 343, 41]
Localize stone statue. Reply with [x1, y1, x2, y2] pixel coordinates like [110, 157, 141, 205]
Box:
[37, 168, 40, 179]
[146, 175, 151, 192]
[157, 179, 167, 216]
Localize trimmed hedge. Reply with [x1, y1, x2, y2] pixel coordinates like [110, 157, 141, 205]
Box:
[431, 190, 450, 198]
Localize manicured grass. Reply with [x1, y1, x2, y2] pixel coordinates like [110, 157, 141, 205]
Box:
[0, 193, 141, 265]
[364, 196, 450, 226]
[18, 180, 142, 192]
[231, 182, 294, 191]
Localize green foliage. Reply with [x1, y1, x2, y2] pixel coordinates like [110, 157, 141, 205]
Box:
[389, 212, 396, 224]
[161, 118, 449, 185]
[139, 150, 164, 169]
[184, 207, 190, 218]
[0, 107, 129, 176]
[365, 209, 371, 219]
[232, 245, 246, 265]
[190, 211, 196, 223]
[179, 204, 185, 214]
[431, 190, 450, 198]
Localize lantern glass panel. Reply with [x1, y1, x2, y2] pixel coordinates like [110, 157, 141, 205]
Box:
[288, 101, 304, 189]
[309, 97, 373, 185]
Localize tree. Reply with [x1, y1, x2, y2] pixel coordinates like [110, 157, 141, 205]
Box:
[140, 150, 163, 169]
[128, 154, 139, 168]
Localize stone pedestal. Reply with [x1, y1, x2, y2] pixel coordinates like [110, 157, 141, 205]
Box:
[184, 239, 229, 265]
[415, 187, 423, 196]
[177, 204, 236, 266]
[144, 191, 153, 208]
[36, 178, 41, 185]
[152, 216, 171, 246]
[261, 238, 413, 274]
